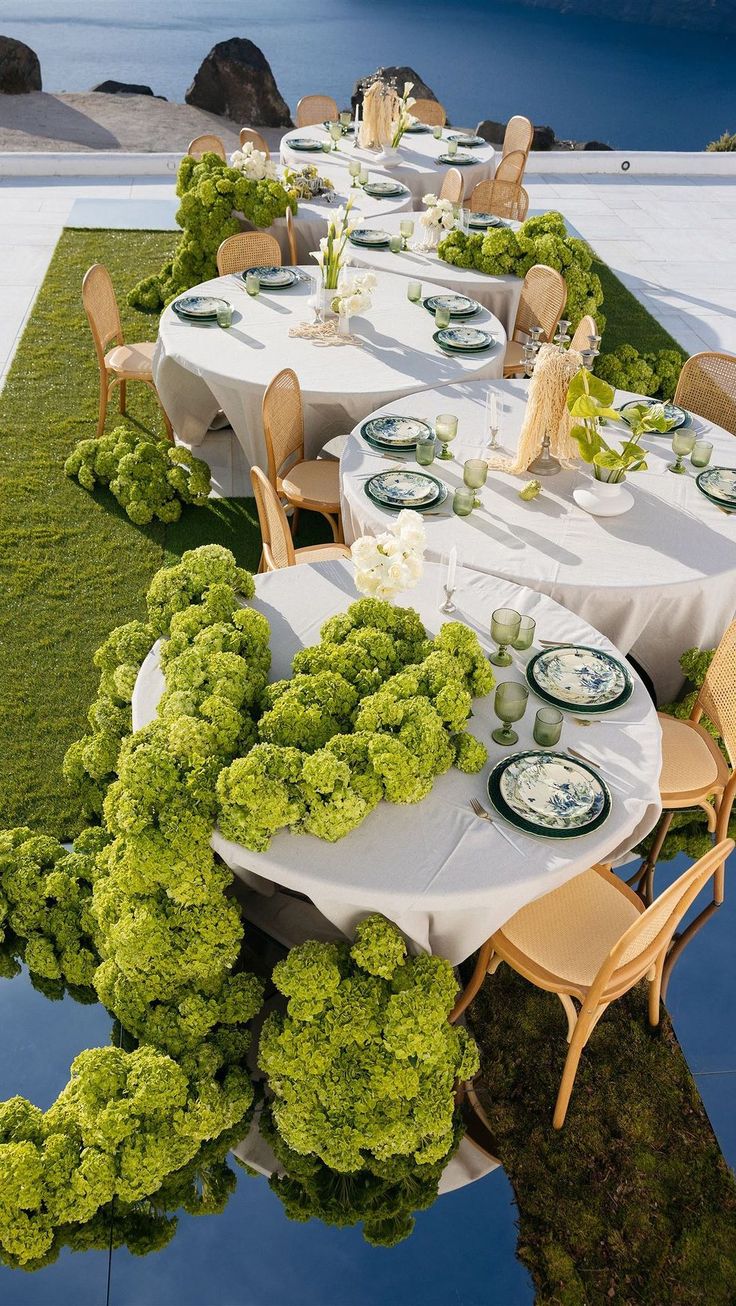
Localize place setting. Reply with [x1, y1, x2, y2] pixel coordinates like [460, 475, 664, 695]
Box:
[171, 293, 235, 326]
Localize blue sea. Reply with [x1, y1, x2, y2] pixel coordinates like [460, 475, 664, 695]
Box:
[0, 0, 733, 149]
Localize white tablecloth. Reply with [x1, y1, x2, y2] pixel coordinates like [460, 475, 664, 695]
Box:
[340, 381, 736, 702]
[152, 268, 505, 473]
[345, 212, 522, 336]
[280, 126, 495, 206]
[132, 560, 661, 963]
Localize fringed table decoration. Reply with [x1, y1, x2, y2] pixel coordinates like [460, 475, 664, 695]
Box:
[289, 320, 360, 347]
[487, 344, 584, 475]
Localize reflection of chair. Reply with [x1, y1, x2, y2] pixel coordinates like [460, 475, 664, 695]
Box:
[285, 207, 298, 264]
[82, 264, 172, 441]
[502, 115, 534, 159]
[216, 232, 282, 277]
[635, 618, 736, 920]
[296, 94, 338, 127]
[187, 133, 226, 161]
[262, 368, 342, 542]
[410, 97, 447, 127]
[494, 149, 527, 187]
[674, 351, 736, 437]
[469, 178, 529, 222]
[439, 167, 464, 206]
[570, 315, 598, 354]
[504, 263, 567, 377]
[239, 127, 271, 155]
[251, 468, 350, 571]
[451, 841, 733, 1127]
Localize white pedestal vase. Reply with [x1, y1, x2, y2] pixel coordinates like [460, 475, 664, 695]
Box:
[573, 472, 634, 517]
[377, 144, 402, 167]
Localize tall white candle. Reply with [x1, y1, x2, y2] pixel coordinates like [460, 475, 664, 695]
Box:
[446, 545, 457, 593]
[490, 390, 498, 429]
[354, 103, 360, 133]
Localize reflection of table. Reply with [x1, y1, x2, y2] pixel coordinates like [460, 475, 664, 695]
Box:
[153, 269, 505, 474]
[280, 126, 495, 206]
[345, 211, 522, 335]
[132, 560, 661, 963]
[339, 382, 736, 701]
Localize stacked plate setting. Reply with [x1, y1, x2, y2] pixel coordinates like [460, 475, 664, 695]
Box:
[360, 415, 433, 451]
[468, 212, 509, 230]
[241, 266, 299, 289]
[446, 133, 486, 147]
[363, 468, 447, 513]
[349, 228, 392, 248]
[289, 137, 324, 152]
[437, 151, 475, 166]
[617, 400, 689, 431]
[423, 293, 479, 318]
[525, 645, 634, 715]
[362, 180, 408, 198]
[696, 467, 736, 511]
[433, 325, 495, 354]
[172, 295, 230, 322]
[488, 751, 611, 839]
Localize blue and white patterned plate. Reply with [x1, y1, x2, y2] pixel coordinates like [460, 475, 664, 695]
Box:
[172, 295, 229, 319]
[446, 133, 486, 147]
[488, 751, 611, 839]
[423, 293, 479, 318]
[322, 120, 354, 134]
[618, 400, 688, 430]
[437, 152, 475, 165]
[243, 266, 298, 288]
[468, 212, 508, 230]
[435, 326, 494, 352]
[363, 180, 407, 197]
[364, 469, 445, 510]
[405, 121, 431, 133]
[349, 228, 391, 247]
[696, 466, 736, 508]
[289, 137, 324, 151]
[361, 415, 434, 449]
[526, 645, 633, 714]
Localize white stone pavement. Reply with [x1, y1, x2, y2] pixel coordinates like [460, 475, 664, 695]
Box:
[1, 170, 735, 389]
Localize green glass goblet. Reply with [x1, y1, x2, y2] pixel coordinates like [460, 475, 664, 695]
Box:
[328, 121, 342, 151]
[668, 429, 696, 474]
[492, 681, 529, 746]
[533, 706, 562, 747]
[511, 614, 536, 651]
[463, 457, 488, 507]
[489, 607, 521, 666]
[348, 158, 361, 187]
[435, 412, 458, 460]
[400, 218, 415, 250]
[340, 110, 352, 129]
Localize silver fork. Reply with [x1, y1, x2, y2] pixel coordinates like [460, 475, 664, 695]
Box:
[469, 798, 520, 849]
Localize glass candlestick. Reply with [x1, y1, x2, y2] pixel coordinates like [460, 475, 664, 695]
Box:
[528, 432, 561, 476]
[492, 681, 529, 746]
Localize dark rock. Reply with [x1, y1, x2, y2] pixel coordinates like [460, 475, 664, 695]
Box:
[91, 80, 165, 98]
[531, 124, 556, 151]
[185, 37, 292, 126]
[475, 119, 507, 145]
[0, 35, 41, 93]
[351, 66, 439, 112]
[583, 140, 613, 151]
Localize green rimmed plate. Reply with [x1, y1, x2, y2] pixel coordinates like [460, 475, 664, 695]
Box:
[362, 180, 408, 198]
[423, 293, 479, 318]
[526, 645, 633, 714]
[696, 466, 736, 510]
[349, 228, 391, 248]
[172, 295, 229, 321]
[289, 137, 324, 152]
[468, 212, 508, 230]
[361, 415, 434, 449]
[617, 400, 689, 431]
[364, 469, 447, 512]
[434, 326, 494, 353]
[437, 152, 476, 165]
[405, 121, 431, 133]
[242, 266, 298, 289]
[446, 133, 486, 147]
[488, 750, 612, 839]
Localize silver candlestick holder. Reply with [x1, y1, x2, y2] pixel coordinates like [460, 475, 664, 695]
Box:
[440, 583, 457, 615]
[528, 432, 561, 476]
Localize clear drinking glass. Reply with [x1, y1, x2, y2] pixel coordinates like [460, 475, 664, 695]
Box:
[329, 121, 342, 150]
[415, 433, 436, 465]
[434, 305, 451, 330]
[245, 273, 260, 297]
[511, 615, 536, 651]
[407, 280, 422, 303]
[533, 706, 563, 747]
[389, 233, 402, 253]
[435, 413, 458, 459]
[668, 429, 697, 474]
[433, 124, 444, 140]
[489, 607, 521, 666]
[400, 218, 415, 249]
[348, 158, 361, 186]
[216, 302, 233, 328]
[492, 681, 529, 746]
[452, 487, 475, 516]
[463, 457, 488, 507]
[447, 138, 458, 158]
[691, 440, 714, 468]
[359, 166, 370, 185]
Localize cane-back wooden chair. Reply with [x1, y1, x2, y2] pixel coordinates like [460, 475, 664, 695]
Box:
[451, 841, 733, 1128]
[469, 178, 529, 222]
[239, 127, 271, 155]
[82, 264, 172, 441]
[187, 134, 227, 161]
[504, 264, 567, 377]
[674, 351, 736, 437]
[295, 94, 338, 128]
[251, 468, 350, 571]
[570, 315, 598, 355]
[502, 115, 534, 160]
[410, 97, 447, 127]
[439, 167, 465, 206]
[262, 368, 342, 541]
[494, 149, 527, 187]
[216, 232, 282, 277]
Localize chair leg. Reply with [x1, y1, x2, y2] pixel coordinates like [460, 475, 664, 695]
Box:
[632, 809, 674, 905]
[449, 939, 495, 1023]
[553, 1012, 594, 1130]
[119, 379, 127, 415]
[558, 993, 578, 1043]
[97, 370, 110, 438]
[648, 952, 666, 1026]
[713, 787, 735, 905]
[290, 507, 300, 538]
[321, 510, 342, 543]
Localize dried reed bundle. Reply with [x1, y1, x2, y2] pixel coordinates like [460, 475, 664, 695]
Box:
[488, 345, 584, 473]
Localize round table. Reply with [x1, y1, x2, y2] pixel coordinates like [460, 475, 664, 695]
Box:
[132, 559, 662, 964]
[244, 160, 413, 264]
[345, 211, 522, 336]
[280, 126, 495, 206]
[153, 268, 506, 474]
[340, 380, 736, 702]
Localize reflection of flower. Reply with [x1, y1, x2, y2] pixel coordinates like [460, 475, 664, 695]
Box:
[229, 142, 278, 182]
[351, 510, 425, 600]
[391, 81, 417, 149]
[330, 270, 376, 318]
[421, 193, 456, 232]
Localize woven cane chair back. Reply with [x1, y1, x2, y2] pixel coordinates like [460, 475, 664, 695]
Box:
[674, 351, 736, 438]
[216, 232, 282, 277]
